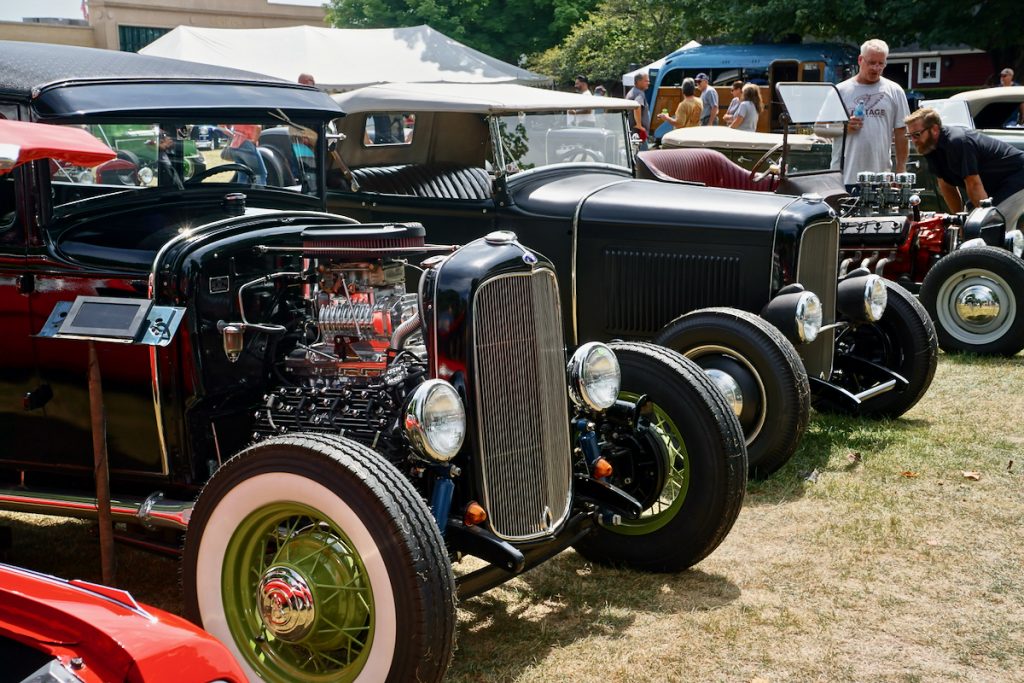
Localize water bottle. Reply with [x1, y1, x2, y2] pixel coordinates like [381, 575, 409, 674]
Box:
[854, 101, 865, 119]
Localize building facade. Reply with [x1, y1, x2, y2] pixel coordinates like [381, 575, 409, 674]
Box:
[0, 0, 326, 51]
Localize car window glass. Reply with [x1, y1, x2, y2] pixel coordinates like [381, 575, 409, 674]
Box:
[363, 113, 415, 146]
[920, 99, 974, 128]
[50, 119, 322, 211]
[493, 111, 630, 174]
[777, 83, 847, 124]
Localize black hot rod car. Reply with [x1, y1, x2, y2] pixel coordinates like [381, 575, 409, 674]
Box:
[0, 42, 748, 682]
[326, 82, 938, 477]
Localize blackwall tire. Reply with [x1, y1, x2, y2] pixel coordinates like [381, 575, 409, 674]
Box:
[182, 433, 455, 683]
[653, 307, 810, 479]
[920, 246, 1024, 356]
[573, 342, 747, 572]
[818, 280, 937, 418]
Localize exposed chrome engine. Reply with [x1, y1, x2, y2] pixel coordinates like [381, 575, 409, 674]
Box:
[842, 171, 920, 218]
[221, 225, 437, 462]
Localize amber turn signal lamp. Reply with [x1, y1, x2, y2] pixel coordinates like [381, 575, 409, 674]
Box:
[464, 501, 487, 526]
[592, 457, 613, 479]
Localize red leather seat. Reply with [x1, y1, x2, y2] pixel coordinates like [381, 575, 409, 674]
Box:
[636, 148, 778, 193]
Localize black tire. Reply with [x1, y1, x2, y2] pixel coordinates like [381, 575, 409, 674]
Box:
[654, 307, 810, 479]
[182, 433, 455, 683]
[573, 342, 747, 572]
[818, 280, 938, 418]
[919, 246, 1024, 356]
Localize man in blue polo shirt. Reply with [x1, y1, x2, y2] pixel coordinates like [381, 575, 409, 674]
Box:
[905, 107, 1024, 229]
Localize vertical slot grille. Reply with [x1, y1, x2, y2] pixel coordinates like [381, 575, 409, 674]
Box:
[603, 248, 742, 335]
[796, 219, 840, 380]
[472, 269, 572, 541]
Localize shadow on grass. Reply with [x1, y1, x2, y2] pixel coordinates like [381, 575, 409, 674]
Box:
[0, 513, 182, 613]
[744, 410, 926, 506]
[451, 549, 739, 680]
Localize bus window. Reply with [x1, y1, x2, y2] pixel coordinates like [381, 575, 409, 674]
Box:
[800, 62, 824, 82]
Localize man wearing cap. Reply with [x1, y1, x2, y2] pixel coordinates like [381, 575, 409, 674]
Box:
[1000, 68, 1019, 87]
[905, 107, 1024, 229]
[695, 74, 719, 126]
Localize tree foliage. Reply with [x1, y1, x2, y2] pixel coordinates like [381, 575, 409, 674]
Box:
[531, 0, 1022, 88]
[325, 0, 599, 65]
[528, 0, 691, 86]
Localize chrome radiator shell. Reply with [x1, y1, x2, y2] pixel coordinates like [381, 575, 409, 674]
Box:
[471, 268, 573, 542]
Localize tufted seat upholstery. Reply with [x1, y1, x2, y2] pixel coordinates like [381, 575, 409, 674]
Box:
[636, 148, 778, 193]
[349, 163, 492, 200]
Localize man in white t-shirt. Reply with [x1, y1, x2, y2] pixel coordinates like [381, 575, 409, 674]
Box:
[827, 38, 910, 186]
[568, 74, 597, 127]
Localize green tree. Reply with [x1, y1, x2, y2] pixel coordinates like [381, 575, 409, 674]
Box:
[528, 0, 691, 86]
[533, 0, 1021, 88]
[325, 0, 599, 65]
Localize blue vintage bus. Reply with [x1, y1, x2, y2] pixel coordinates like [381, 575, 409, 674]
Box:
[650, 43, 858, 133]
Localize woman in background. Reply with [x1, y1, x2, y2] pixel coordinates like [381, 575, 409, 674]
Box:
[722, 81, 744, 125]
[729, 84, 763, 132]
[658, 77, 702, 129]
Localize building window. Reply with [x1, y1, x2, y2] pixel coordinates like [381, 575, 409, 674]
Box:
[118, 25, 169, 53]
[918, 58, 941, 84]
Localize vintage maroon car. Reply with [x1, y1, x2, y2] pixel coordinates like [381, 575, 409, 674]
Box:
[0, 563, 245, 683]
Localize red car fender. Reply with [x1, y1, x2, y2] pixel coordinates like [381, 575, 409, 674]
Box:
[0, 564, 245, 683]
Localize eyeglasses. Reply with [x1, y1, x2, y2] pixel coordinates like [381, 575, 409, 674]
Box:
[905, 129, 927, 140]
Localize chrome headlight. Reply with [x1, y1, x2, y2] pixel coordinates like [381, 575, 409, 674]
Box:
[864, 274, 887, 321]
[837, 273, 887, 323]
[138, 166, 155, 185]
[761, 286, 821, 344]
[404, 379, 466, 461]
[567, 342, 621, 411]
[1004, 229, 1024, 258]
[794, 291, 822, 342]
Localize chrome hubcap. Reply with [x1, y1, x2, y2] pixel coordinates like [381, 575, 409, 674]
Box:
[258, 566, 316, 642]
[705, 368, 744, 417]
[954, 285, 1000, 323]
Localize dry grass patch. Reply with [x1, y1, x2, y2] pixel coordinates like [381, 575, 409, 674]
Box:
[2, 354, 1022, 682]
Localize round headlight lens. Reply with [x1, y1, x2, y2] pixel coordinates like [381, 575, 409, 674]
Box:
[567, 342, 621, 411]
[138, 166, 155, 185]
[795, 291, 822, 343]
[1005, 229, 1024, 258]
[404, 380, 466, 461]
[864, 274, 888, 322]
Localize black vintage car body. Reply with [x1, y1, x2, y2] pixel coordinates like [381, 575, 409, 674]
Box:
[326, 82, 938, 477]
[0, 42, 748, 682]
[654, 82, 1024, 357]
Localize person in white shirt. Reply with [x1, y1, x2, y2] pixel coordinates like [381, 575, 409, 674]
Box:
[825, 38, 910, 186]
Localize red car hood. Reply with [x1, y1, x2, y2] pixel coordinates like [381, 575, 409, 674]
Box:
[0, 564, 243, 682]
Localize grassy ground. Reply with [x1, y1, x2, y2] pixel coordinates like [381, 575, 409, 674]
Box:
[2, 353, 1022, 682]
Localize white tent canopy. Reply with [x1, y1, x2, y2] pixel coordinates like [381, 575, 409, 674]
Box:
[621, 40, 700, 87]
[140, 24, 553, 92]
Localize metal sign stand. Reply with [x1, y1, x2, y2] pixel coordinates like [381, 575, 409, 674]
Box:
[37, 296, 185, 587]
[87, 341, 116, 585]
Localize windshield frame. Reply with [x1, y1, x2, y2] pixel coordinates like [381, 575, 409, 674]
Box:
[488, 109, 635, 179]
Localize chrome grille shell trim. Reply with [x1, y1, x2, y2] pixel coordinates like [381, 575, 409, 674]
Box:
[796, 218, 839, 380]
[472, 268, 573, 542]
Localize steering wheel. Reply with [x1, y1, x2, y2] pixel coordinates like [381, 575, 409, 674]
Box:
[186, 162, 255, 185]
[748, 141, 784, 184]
[553, 146, 604, 164]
